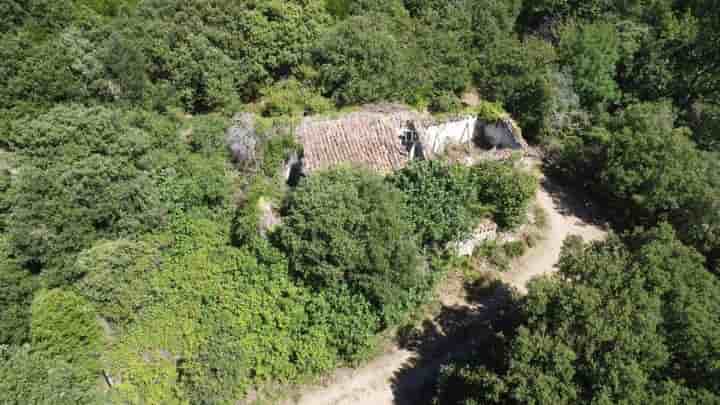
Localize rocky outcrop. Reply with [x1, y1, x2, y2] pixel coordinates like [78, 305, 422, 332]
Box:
[226, 112, 258, 167]
[257, 197, 281, 238]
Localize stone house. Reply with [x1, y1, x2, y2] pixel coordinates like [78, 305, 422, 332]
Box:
[293, 105, 526, 177]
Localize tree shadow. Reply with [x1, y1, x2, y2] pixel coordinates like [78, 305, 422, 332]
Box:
[390, 279, 520, 404]
[540, 176, 610, 230]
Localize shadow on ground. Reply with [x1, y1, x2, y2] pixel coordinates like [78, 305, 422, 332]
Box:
[390, 279, 520, 405]
[540, 177, 610, 230]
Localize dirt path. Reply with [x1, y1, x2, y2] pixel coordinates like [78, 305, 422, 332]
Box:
[499, 177, 607, 293]
[288, 175, 607, 405]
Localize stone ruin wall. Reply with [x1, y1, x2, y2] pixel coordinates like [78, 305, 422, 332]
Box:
[419, 116, 478, 157]
[451, 219, 499, 257]
[419, 115, 527, 158]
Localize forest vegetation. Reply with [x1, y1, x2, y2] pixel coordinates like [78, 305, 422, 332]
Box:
[0, 0, 719, 404]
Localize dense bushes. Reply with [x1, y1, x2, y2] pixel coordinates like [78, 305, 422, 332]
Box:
[105, 215, 378, 403]
[559, 22, 621, 107]
[389, 160, 485, 247]
[472, 161, 538, 228]
[4, 106, 174, 281]
[0, 345, 100, 405]
[279, 168, 424, 326]
[312, 15, 411, 105]
[0, 261, 37, 345]
[389, 160, 536, 247]
[30, 289, 102, 368]
[74, 240, 159, 326]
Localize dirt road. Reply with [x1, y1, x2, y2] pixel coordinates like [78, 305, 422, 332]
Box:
[288, 175, 607, 405]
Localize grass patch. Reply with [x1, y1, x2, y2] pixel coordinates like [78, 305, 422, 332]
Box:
[532, 203, 549, 230]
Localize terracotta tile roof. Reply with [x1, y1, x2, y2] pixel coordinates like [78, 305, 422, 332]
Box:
[296, 111, 422, 174]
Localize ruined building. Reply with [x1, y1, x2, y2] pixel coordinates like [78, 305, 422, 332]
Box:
[294, 105, 527, 176]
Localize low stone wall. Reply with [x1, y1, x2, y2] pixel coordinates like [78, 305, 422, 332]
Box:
[451, 219, 499, 256]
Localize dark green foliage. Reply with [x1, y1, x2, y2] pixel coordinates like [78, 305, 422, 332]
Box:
[325, 0, 351, 18]
[4, 106, 172, 278]
[185, 113, 228, 156]
[0, 264, 37, 345]
[690, 101, 720, 152]
[601, 103, 705, 218]
[559, 22, 621, 106]
[279, 167, 423, 326]
[474, 37, 558, 140]
[3, 0, 720, 402]
[97, 32, 148, 104]
[1, 28, 100, 108]
[548, 101, 720, 259]
[435, 226, 720, 403]
[312, 15, 410, 105]
[128, 0, 330, 105]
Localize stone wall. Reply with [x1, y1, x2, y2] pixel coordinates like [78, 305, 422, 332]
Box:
[451, 219, 499, 257]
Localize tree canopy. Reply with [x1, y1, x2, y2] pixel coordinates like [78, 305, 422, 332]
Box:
[435, 225, 720, 404]
[2, 0, 720, 403]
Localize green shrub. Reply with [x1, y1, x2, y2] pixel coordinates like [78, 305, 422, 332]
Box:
[477, 241, 511, 272]
[312, 15, 411, 105]
[185, 114, 228, 156]
[0, 345, 100, 405]
[5, 105, 177, 277]
[0, 263, 38, 345]
[30, 289, 102, 372]
[436, 225, 720, 403]
[106, 215, 369, 403]
[157, 153, 231, 213]
[260, 79, 333, 117]
[74, 239, 158, 326]
[474, 100, 508, 122]
[390, 160, 489, 247]
[503, 240, 527, 258]
[559, 21, 621, 107]
[429, 92, 462, 113]
[260, 132, 300, 179]
[279, 167, 423, 326]
[470, 161, 537, 229]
